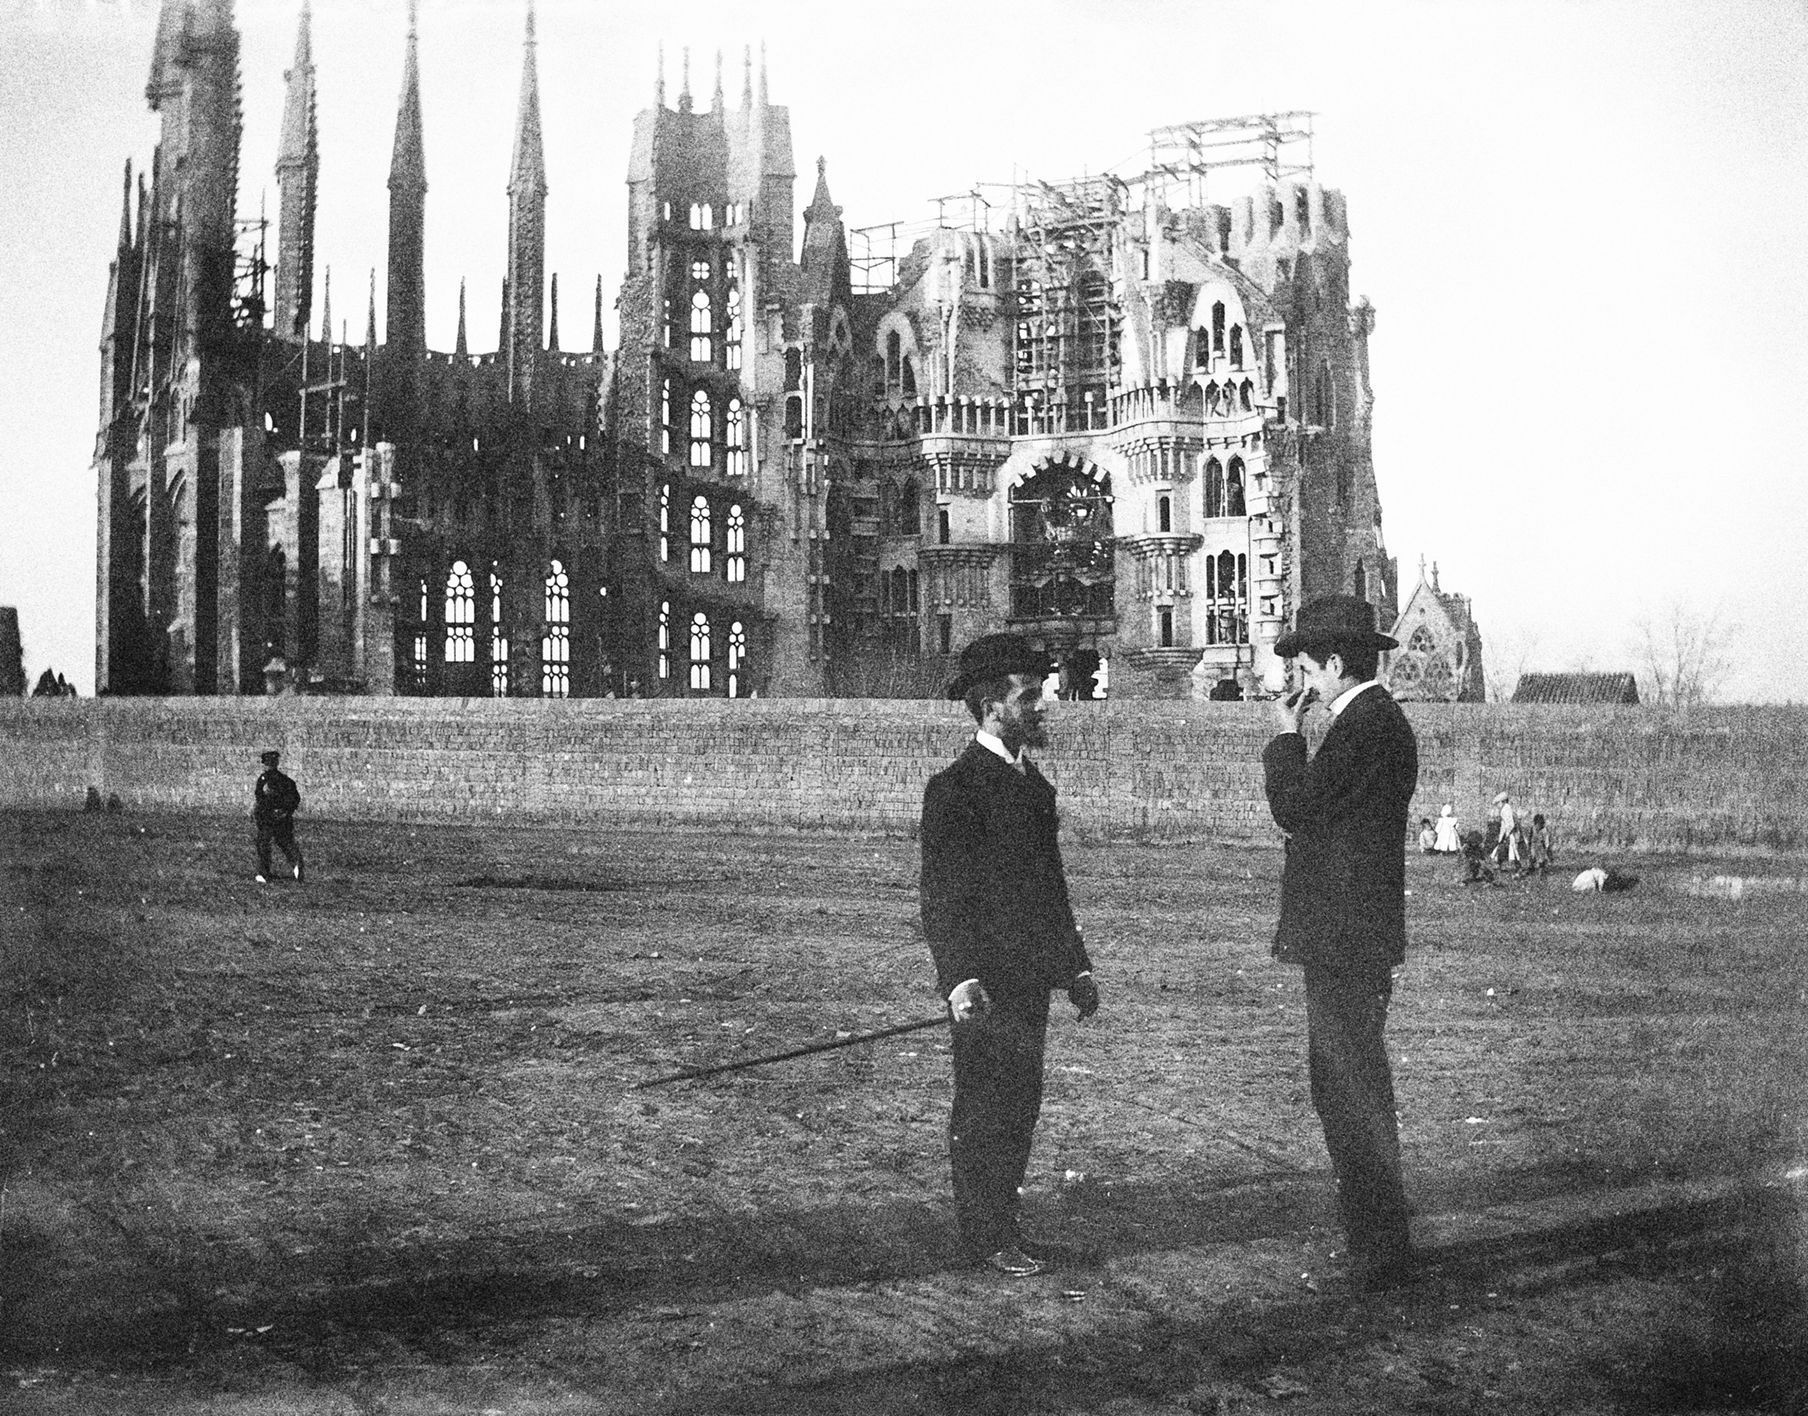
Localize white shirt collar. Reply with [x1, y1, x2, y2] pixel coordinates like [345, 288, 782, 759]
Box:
[974, 730, 1024, 767]
[1328, 679, 1382, 718]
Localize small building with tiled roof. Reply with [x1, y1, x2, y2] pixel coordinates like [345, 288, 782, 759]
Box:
[1511, 672, 1640, 706]
[1385, 558, 1484, 702]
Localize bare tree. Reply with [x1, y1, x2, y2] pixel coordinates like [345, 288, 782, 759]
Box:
[1481, 627, 1540, 703]
[1633, 602, 1740, 709]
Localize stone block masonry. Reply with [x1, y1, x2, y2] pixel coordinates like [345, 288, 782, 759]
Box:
[0, 698, 1803, 851]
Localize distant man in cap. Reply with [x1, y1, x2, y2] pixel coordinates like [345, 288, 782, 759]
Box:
[920, 633, 1100, 1276]
[253, 749, 304, 884]
[1263, 595, 1419, 1288]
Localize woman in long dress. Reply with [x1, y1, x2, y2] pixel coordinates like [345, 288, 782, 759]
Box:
[1432, 802, 1462, 853]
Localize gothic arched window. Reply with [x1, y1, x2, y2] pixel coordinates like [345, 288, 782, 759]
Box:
[657, 600, 670, 680]
[689, 390, 712, 469]
[489, 566, 508, 696]
[444, 560, 475, 663]
[689, 612, 712, 690]
[727, 620, 747, 698]
[689, 495, 712, 574]
[541, 560, 570, 698]
[725, 283, 742, 371]
[726, 397, 747, 477]
[726, 503, 746, 583]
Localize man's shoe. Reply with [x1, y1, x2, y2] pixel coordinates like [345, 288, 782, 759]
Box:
[1006, 1228, 1066, 1263]
[292, 863, 303, 882]
[979, 1246, 1045, 1277]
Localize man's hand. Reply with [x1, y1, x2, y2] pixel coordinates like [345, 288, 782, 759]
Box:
[947, 978, 990, 1024]
[1272, 686, 1318, 735]
[1068, 972, 1100, 1020]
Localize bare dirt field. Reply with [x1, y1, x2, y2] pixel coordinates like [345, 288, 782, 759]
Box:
[1, 806, 1803, 1415]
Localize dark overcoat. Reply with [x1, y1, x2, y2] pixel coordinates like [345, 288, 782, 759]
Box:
[920, 742, 1092, 998]
[1262, 686, 1418, 976]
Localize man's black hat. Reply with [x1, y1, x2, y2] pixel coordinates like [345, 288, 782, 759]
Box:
[946, 633, 1055, 700]
[260, 749, 281, 766]
[1273, 594, 1398, 659]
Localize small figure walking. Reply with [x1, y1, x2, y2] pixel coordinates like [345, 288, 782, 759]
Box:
[254, 749, 304, 883]
[1490, 792, 1525, 872]
[1432, 803, 1462, 854]
[1526, 813, 1556, 876]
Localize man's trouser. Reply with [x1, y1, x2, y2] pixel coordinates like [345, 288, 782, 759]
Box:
[949, 987, 1051, 1254]
[1304, 966, 1409, 1263]
[256, 816, 302, 877]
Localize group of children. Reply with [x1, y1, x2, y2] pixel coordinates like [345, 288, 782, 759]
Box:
[1417, 793, 1555, 885]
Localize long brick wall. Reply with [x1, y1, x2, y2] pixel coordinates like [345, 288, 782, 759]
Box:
[0, 697, 1803, 850]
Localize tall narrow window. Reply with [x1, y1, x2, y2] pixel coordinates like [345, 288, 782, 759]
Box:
[1204, 457, 1225, 518]
[689, 259, 713, 364]
[1212, 301, 1226, 354]
[489, 567, 509, 696]
[1353, 559, 1368, 601]
[725, 283, 742, 370]
[658, 483, 670, 562]
[690, 390, 712, 469]
[657, 600, 670, 680]
[413, 576, 429, 691]
[689, 495, 712, 573]
[444, 560, 475, 663]
[726, 397, 747, 477]
[727, 620, 746, 698]
[1227, 458, 1246, 517]
[662, 296, 672, 349]
[542, 560, 570, 697]
[726, 503, 746, 583]
[1159, 607, 1174, 647]
[1157, 495, 1172, 534]
[689, 612, 712, 690]
[660, 378, 672, 455]
[885, 331, 901, 391]
[1229, 324, 1244, 369]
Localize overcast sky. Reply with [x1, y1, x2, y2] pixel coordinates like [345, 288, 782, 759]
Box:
[4, 0, 1805, 700]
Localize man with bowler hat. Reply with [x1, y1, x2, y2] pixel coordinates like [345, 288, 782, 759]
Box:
[1262, 595, 1419, 1288]
[921, 633, 1100, 1276]
[253, 749, 305, 884]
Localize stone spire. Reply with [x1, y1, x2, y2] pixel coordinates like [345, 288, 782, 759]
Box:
[741, 45, 752, 110]
[505, 0, 547, 402]
[274, 1, 318, 340]
[454, 278, 467, 356]
[547, 272, 560, 353]
[712, 48, 724, 114]
[655, 40, 664, 109]
[592, 275, 604, 354]
[320, 265, 332, 343]
[386, 0, 427, 362]
[118, 158, 136, 250]
[678, 45, 691, 114]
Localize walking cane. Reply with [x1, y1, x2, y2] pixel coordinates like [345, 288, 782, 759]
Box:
[632, 1013, 948, 1090]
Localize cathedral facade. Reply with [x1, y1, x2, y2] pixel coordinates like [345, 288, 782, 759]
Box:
[94, 0, 1399, 701]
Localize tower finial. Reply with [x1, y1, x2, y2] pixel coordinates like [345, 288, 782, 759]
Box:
[592, 274, 604, 354]
[655, 40, 664, 108]
[525, 0, 536, 46]
[759, 40, 768, 107]
[679, 45, 691, 113]
[366, 267, 377, 351]
[320, 265, 332, 343]
[547, 272, 560, 352]
[712, 48, 724, 113]
[741, 45, 752, 109]
[407, 0, 417, 37]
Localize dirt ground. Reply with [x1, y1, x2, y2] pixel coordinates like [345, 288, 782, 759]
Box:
[0, 806, 1803, 1415]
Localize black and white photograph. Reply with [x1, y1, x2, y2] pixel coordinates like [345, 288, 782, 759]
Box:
[1, 0, 1803, 1409]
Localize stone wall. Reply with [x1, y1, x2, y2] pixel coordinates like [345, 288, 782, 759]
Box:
[0, 697, 1802, 850]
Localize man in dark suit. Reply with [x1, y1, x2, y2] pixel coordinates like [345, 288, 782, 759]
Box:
[1262, 595, 1419, 1288]
[253, 749, 305, 884]
[921, 633, 1100, 1277]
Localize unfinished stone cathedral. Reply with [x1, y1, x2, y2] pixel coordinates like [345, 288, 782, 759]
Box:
[94, 0, 1399, 700]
